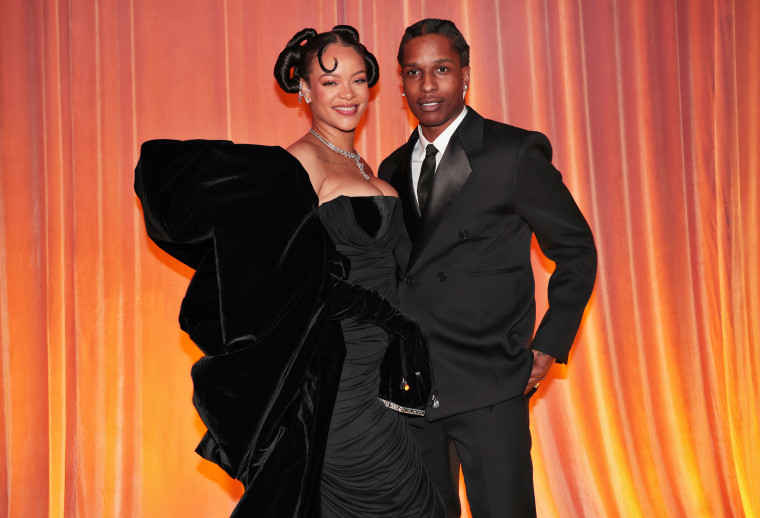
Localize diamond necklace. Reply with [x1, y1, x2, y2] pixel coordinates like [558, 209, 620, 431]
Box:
[309, 129, 370, 180]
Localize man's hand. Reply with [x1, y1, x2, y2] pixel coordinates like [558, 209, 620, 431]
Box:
[524, 349, 556, 394]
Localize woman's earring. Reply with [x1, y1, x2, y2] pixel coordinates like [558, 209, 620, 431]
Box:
[299, 83, 311, 104]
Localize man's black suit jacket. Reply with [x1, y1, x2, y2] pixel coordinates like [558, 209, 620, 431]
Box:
[379, 108, 597, 421]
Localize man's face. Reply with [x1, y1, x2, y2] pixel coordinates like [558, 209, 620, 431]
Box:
[400, 34, 470, 141]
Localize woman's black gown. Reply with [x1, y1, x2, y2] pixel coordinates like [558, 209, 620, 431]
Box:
[135, 140, 443, 517]
[318, 196, 442, 517]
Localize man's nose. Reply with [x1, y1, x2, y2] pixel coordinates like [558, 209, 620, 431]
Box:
[420, 73, 437, 93]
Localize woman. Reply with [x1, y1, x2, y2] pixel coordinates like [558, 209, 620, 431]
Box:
[274, 26, 444, 517]
[135, 26, 443, 517]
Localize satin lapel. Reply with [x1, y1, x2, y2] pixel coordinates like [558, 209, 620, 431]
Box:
[388, 131, 421, 243]
[408, 135, 472, 268]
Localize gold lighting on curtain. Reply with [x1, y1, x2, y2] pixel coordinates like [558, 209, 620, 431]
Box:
[1, 1, 758, 517]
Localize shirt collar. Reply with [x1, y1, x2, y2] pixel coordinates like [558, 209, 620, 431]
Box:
[416, 106, 469, 160]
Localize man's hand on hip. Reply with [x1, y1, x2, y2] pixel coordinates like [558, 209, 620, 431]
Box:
[525, 349, 555, 394]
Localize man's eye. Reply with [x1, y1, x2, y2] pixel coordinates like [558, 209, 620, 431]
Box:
[437, 67, 449, 73]
[407, 69, 420, 76]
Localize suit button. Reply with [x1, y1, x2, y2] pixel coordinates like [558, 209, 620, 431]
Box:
[458, 229, 469, 240]
[436, 272, 447, 282]
[404, 276, 415, 285]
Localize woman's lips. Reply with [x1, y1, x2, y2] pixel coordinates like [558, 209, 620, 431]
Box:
[333, 105, 359, 115]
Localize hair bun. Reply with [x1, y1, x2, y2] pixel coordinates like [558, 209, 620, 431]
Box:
[331, 25, 360, 42]
[287, 27, 318, 49]
[274, 28, 317, 93]
[274, 25, 379, 93]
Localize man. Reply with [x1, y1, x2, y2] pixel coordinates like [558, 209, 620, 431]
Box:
[378, 19, 597, 517]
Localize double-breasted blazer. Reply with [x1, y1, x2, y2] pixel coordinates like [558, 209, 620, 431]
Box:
[379, 108, 597, 420]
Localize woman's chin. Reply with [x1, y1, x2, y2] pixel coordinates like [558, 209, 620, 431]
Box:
[324, 119, 362, 133]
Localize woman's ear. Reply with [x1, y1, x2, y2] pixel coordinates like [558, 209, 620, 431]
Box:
[300, 79, 312, 104]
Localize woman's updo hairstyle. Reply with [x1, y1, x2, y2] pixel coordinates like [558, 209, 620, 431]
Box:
[274, 25, 379, 93]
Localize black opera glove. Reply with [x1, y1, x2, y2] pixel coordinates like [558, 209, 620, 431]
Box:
[327, 274, 438, 413]
[327, 274, 420, 336]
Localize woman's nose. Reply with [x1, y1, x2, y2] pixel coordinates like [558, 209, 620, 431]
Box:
[338, 83, 356, 100]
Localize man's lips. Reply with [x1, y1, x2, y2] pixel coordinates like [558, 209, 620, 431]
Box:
[333, 105, 359, 115]
[417, 99, 444, 111]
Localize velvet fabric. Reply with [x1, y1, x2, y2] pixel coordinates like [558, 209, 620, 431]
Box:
[134, 139, 437, 516]
[326, 269, 437, 413]
[135, 139, 345, 517]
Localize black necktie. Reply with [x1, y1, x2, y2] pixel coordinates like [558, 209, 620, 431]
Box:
[417, 144, 438, 210]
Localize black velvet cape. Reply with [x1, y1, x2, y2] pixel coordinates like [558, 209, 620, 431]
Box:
[135, 139, 346, 517]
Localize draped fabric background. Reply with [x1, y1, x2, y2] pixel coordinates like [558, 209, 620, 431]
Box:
[1, 0, 758, 516]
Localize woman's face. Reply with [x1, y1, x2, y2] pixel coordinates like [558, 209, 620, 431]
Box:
[302, 44, 369, 134]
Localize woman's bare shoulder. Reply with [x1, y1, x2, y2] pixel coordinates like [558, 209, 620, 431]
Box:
[287, 138, 320, 166]
[286, 138, 329, 193]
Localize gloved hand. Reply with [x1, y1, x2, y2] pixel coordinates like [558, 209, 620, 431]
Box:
[327, 274, 437, 411]
[327, 274, 421, 338]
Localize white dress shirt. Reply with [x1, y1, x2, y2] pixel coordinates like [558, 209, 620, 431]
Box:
[411, 106, 469, 203]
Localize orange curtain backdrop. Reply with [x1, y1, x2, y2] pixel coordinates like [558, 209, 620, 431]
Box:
[1, 0, 758, 517]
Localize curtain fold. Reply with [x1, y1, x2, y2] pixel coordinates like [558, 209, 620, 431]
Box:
[1, 1, 758, 516]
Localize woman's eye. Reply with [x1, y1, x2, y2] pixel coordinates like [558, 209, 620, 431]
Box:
[354, 78, 367, 84]
[322, 81, 337, 86]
